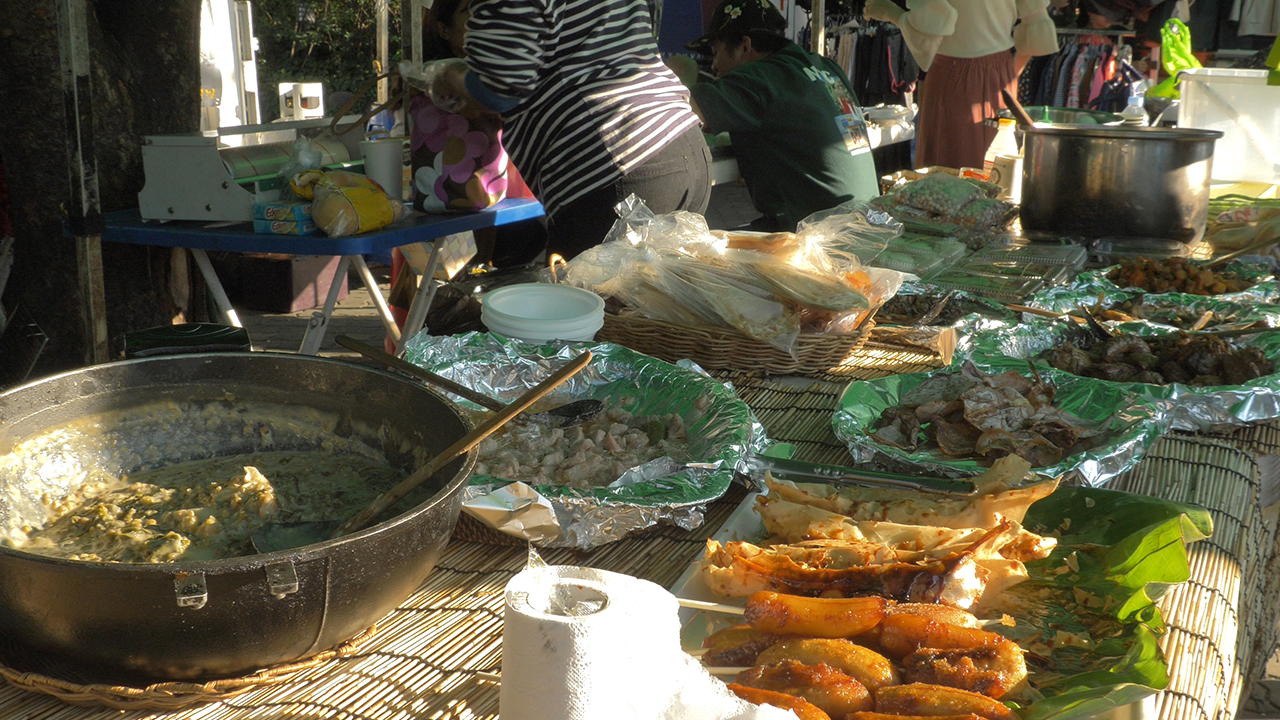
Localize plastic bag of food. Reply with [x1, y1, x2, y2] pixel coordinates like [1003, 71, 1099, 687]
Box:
[954, 198, 1017, 229]
[291, 169, 407, 237]
[602, 194, 721, 253]
[896, 173, 983, 216]
[794, 199, 903, 268]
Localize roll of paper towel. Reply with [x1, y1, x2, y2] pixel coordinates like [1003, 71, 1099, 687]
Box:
[359, 138, 406, 202]
[500, 565, 793, 720]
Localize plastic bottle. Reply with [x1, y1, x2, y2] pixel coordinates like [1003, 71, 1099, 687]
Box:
[984, 118, 1021, 173]
[1121, 96, 1147, 127]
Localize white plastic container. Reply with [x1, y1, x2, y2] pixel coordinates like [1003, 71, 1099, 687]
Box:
[1178, 68, 1280, 183]
[481, 283, 605, 342]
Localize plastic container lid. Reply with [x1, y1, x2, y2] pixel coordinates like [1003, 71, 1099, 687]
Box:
[481, 283, 606, 342]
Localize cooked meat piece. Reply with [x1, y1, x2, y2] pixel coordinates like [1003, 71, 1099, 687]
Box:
[1160, 361, 1193, 384]
[1084, 362, 1138, 382]
[1101, 335, 1150, 362]
[974, 428, 1019, 458]
[701, 624, 783, 667]
[728, 682, 832, 720]
[984, 371, 1033, 394]
[1190, 374, 1224, 387]
[1011, 432, 1064, 468]
[1181, 347, 1220, 376]
[916, 400, 964, 425]
[876, 683, 1020, 720]
[872, 408, 922, 452]
[901, 374, 982, 408]
[1223, 353, 1269, 385]
[1134, 370, 1165, 384]
[1128, 352, 1161, 370]
[935, 418, 981, 457]
[1046, 345, 1092, 376]
[736, 660, 874, 717]
[962, 387, 1033, 432]
[1025, 379, 1055, 409]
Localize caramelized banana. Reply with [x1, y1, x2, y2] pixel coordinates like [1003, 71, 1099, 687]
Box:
[903, 639, 1028, 699]
[756, 638, 900, 691]
[876, 683, 1019, 720]
[737, 660, 874, 716]
[744, 591, 887, 638]
[700, 624, 782, 667]
[889, 602, 981, 628]
[727, 682, 832, 720]
[879, 612, 1004, 660]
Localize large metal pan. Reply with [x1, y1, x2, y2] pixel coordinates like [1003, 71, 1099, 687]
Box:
[1019, 125, 1224, 243]
[0, 353, 476, 686]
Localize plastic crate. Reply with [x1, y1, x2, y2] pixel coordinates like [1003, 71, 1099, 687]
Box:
[1178, 68, 1280, 184]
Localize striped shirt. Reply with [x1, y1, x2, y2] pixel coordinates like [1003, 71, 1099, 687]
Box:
[465, 0, 701, 216]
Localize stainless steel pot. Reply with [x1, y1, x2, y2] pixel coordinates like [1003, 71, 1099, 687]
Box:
[1020, 125, 1224, 243]
[0, 353, 476, 685]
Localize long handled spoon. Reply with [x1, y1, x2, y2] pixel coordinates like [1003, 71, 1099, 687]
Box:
[336, 335, 603, 428]
[251, 351, 593, 553]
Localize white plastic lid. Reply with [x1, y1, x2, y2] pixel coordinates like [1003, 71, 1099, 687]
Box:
[482, 283, 605, 326]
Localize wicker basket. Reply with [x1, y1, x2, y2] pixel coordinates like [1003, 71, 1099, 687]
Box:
[595, 312, 875, 376]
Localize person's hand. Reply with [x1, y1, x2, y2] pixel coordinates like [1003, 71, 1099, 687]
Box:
[665, 54, 700, 87]
[864, 0, 904, 23]
[427, 58, 471, 113]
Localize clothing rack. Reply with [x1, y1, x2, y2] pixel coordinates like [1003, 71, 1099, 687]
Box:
[1055, 27, 1136, 49]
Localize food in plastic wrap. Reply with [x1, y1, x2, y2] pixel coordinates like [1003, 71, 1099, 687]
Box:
[867, 361, 1106, 468]
[896, 173, 984, 217]
[1107, 257, 1255, 296]
[1042, 330, 1275, 387]
[954, 198, 1016, 229]
[559, 197, 905, 354]
[290, 169, 407, 237]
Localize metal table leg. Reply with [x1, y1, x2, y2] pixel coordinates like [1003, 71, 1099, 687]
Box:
[298, 255, 352, 355]
[351, 254, 401, 344]
[394, 242, 444, 356]
[190, 248, 243, 328]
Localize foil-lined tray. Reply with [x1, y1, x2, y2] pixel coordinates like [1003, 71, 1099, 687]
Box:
[403, 332, 763, 548]
[1029, 260, 1278, 315]
[968, 318, 1280, 431]
[830, 361, 1169, 486]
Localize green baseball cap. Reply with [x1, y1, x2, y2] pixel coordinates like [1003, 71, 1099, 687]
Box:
[686, 0, 788, 55]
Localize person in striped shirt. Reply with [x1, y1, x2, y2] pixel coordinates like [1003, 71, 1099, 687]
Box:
[430, 0, 712, 260]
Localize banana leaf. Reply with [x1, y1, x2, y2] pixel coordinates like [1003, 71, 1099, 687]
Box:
[1009, 486, 1213, 720]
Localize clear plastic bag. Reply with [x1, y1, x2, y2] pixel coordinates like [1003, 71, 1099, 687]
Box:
[795, 199, 903, 268]
[291, 170, 408, 237]
[399, 58, 468, 113]
[896, 173, 983, 216]
[276, 137, 325, 200]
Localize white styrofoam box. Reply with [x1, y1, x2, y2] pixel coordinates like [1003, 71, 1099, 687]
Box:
[1178, 68, 1280, 183]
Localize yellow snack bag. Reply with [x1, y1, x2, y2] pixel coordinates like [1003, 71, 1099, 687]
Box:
[289, 170, 407, 237]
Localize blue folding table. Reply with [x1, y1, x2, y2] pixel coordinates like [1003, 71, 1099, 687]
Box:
[102, 199, 545, 354]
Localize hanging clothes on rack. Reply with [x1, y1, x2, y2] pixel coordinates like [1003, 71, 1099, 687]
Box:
[1019, 32, 1118, 110]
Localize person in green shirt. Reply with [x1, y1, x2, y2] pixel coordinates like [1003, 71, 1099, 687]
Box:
[670, 0, 880, 232]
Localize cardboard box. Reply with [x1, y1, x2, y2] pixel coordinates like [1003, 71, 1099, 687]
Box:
[209, 253, 348, 313]
[253, 200, 313, 222]
[252, 218, 317, 235]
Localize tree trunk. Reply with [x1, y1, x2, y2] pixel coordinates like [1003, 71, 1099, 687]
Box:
[0, 0, 207, 379]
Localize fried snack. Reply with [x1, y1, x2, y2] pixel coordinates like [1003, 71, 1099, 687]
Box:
[849, 707, 977, 712]
[700, 522, 1009, 609]
[756, 638, 900, 691]
[903, 640, 1028, 699]
[762, 455, 1057, 529]
[879, 613, 1005, 659]
[876, 683, 1019, 720]
[744, 592, 887, 638]
[727, 683, 832, 720]
[737, 660, 874, 716]
[701, 624, 783, 667]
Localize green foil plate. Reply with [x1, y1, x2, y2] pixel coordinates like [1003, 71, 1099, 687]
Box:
[832, 361, 1169, 485]
[404, 332, 761, 548]
[1030, 261, 1278, 315]
[970, 318, 1280, 432]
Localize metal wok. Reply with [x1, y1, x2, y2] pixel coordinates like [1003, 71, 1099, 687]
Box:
[0, 353, 476, 686]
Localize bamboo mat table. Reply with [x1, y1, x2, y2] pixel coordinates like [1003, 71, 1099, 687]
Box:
[2, 368, 1278, 720]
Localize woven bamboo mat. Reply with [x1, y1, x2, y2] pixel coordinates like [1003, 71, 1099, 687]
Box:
[0, 486, 747, 720]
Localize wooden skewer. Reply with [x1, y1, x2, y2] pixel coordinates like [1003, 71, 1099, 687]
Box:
[474, 671, 502, 683]
[703, 666, 751, 676]
[1189, 310, 1214, 332]
[1004, 303, 1085, 323]
[686, 647, 710, 658]
[676, 598, 747, 615]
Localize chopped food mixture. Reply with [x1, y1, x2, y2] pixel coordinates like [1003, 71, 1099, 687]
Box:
[10, 451, 404, 563]
[1042, 331, 1275, 386]
[1107, 257, 1255, 296]
[471, 400, 690, 488]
